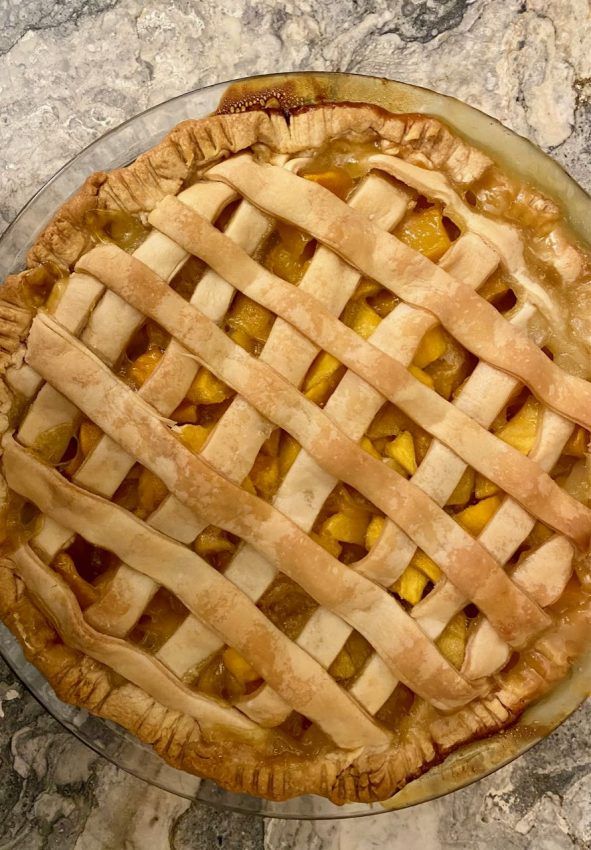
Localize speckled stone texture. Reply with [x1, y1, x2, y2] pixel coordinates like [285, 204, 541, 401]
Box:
[0, 0, 590, 847]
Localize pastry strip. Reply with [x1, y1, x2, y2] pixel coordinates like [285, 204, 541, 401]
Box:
[461, 535, 574, 680]
[367, 154, 577, 332]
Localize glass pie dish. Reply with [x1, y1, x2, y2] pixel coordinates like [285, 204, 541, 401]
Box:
[0, 72, 589, 819]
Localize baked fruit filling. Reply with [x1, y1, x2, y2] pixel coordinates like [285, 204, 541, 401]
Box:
[7, 141, 590, 729]
[1, 106, 590, 802]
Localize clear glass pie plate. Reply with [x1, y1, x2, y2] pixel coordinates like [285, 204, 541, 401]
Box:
[0, 72, 589, 819]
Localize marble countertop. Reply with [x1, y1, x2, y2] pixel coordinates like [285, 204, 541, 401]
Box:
[1, 0, 590, 847]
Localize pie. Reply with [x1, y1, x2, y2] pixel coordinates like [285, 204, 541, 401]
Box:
[0, 101, 590, 805]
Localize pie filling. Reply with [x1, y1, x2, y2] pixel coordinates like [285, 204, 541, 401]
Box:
[1, 110, 590, 797]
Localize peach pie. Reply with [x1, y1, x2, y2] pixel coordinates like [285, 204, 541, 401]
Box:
[0, 103, 590, 803]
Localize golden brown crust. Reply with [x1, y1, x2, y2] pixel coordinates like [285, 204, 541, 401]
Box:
[10, 102, 581, 302]
[1, 559, 588, 803]
[27, 173, 109, 270]
[0, 102, 590, 804]
[19, 105, 493, 271]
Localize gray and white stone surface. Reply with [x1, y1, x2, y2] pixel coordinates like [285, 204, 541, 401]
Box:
[0, 0, 590, 847]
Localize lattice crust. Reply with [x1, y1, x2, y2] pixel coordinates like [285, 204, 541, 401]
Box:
[1, 103, 590, 804]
